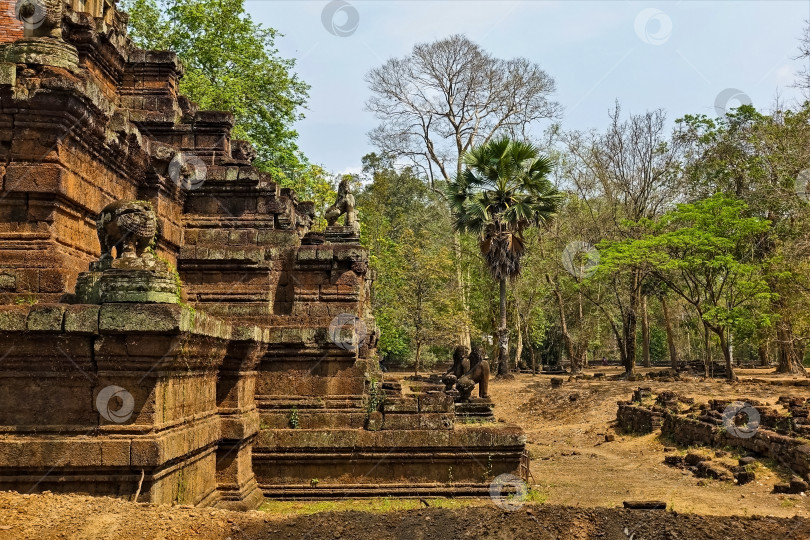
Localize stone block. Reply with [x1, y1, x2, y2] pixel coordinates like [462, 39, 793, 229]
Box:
[296, 246, 318, 261]
[0, 272, 15, 291]
[419, 392, 453, 413]
[100, 439, 131, 467]
[26, 304, 65, 331]
[366, 411, 383, 431]
[199, 229, 229, 245]
[229, 230, 257, 245]
[99, 303, 184, 334]
[0, 306, 28, 331]
[735, 471, 755, 485]
[38, 269, 69, 293]
[4, 164, 66, 194]
[0, 63, 15, 86]
[383, 398, 419, 413]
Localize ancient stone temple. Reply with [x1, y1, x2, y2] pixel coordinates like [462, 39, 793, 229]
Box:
[0, 0, 525, 508]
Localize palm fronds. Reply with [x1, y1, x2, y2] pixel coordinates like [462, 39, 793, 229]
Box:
[448, 136, 562, 281]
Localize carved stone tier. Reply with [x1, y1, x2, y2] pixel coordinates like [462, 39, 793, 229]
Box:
[213, 324, 268, 510]
[69, 257, 179, 304]
[0, 303, 267, 509]
[454, 399, 496, 422]
[324, 225, 361, 244]
[0, 37, 79, 72]
[253, 425, 525, 497]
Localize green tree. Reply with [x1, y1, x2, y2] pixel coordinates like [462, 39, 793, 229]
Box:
[560, 104, 684, 375]
[122, 0, 310, 178]
[357, 155, 462, 368]
[675, 103, 810, 373]
[602, 194, 773, 380]
[366, 35, 560, 350]
[448, 137, 561, 376]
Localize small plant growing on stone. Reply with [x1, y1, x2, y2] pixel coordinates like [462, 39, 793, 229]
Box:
[289, 406, 300, 429]
[447, 466, 454, 484]
[310, 478, 320, 487]
[365, 380, 384, 419]
[14, 295, 37, 306]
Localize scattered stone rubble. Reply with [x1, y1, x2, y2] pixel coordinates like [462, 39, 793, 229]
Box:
[617, 388, 810, 489]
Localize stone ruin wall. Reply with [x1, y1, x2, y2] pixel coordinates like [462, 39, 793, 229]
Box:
[616, 388, 810, 485]
[0, 0, 526, 507]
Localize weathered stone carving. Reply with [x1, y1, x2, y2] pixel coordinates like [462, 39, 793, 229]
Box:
[325, 177, 358, 228]
[97, 200, 157, 261]
[64, 200, 177, 304]
[442, 345, 470, 391]
[16, 0, 63, 39]
[0, 0, 78, 72]
[457, 345, 490, 400]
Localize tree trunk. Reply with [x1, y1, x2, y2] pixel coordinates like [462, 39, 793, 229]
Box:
[413, 341, 422, 377]
[497, 278, 509, 376]
[514, 314, 524, 372]
[528, 324, 537, 375]
[776, 320, 806, 374]
[717, 327, 736, 381]
[453, 232, 471, 349]
[641, 295, 651, 368]
[552, 282, 578, 373]
[660, 295, 679, 370]
[622, 271, 640, 375]
[758, 342, 769, 367]
[702, 320, 711, 378]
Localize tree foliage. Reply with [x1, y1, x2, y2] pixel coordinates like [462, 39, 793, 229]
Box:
[122, 0, 310, 179]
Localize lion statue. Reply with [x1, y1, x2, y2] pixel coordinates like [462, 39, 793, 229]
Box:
[15, 0, 64, 39]
[325, 177, 358, 228]
[96, 200, 157, 260]
[456, 345, 490, 400]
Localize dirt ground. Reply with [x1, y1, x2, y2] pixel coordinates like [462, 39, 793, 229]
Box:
[485, 367, 810, 518]
[2, 491, 810, 540]
[1, 367, 810, 539]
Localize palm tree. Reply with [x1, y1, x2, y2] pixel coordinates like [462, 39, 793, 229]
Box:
[448, 137, 562, 376]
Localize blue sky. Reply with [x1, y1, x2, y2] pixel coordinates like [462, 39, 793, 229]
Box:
[246, 1, 809, 175]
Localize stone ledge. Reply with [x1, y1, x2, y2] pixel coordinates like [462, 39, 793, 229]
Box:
[97, 303, 231, 339]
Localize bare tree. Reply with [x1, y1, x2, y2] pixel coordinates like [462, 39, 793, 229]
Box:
[561, 104, 683, 375]
[366, 34, 560, 349]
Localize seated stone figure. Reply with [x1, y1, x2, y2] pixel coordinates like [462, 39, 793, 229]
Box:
[456, 345, 490, 400]
[441, 345, 470, 391]
[96, 200, 157, 260]
[325, 177, 358, 228]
